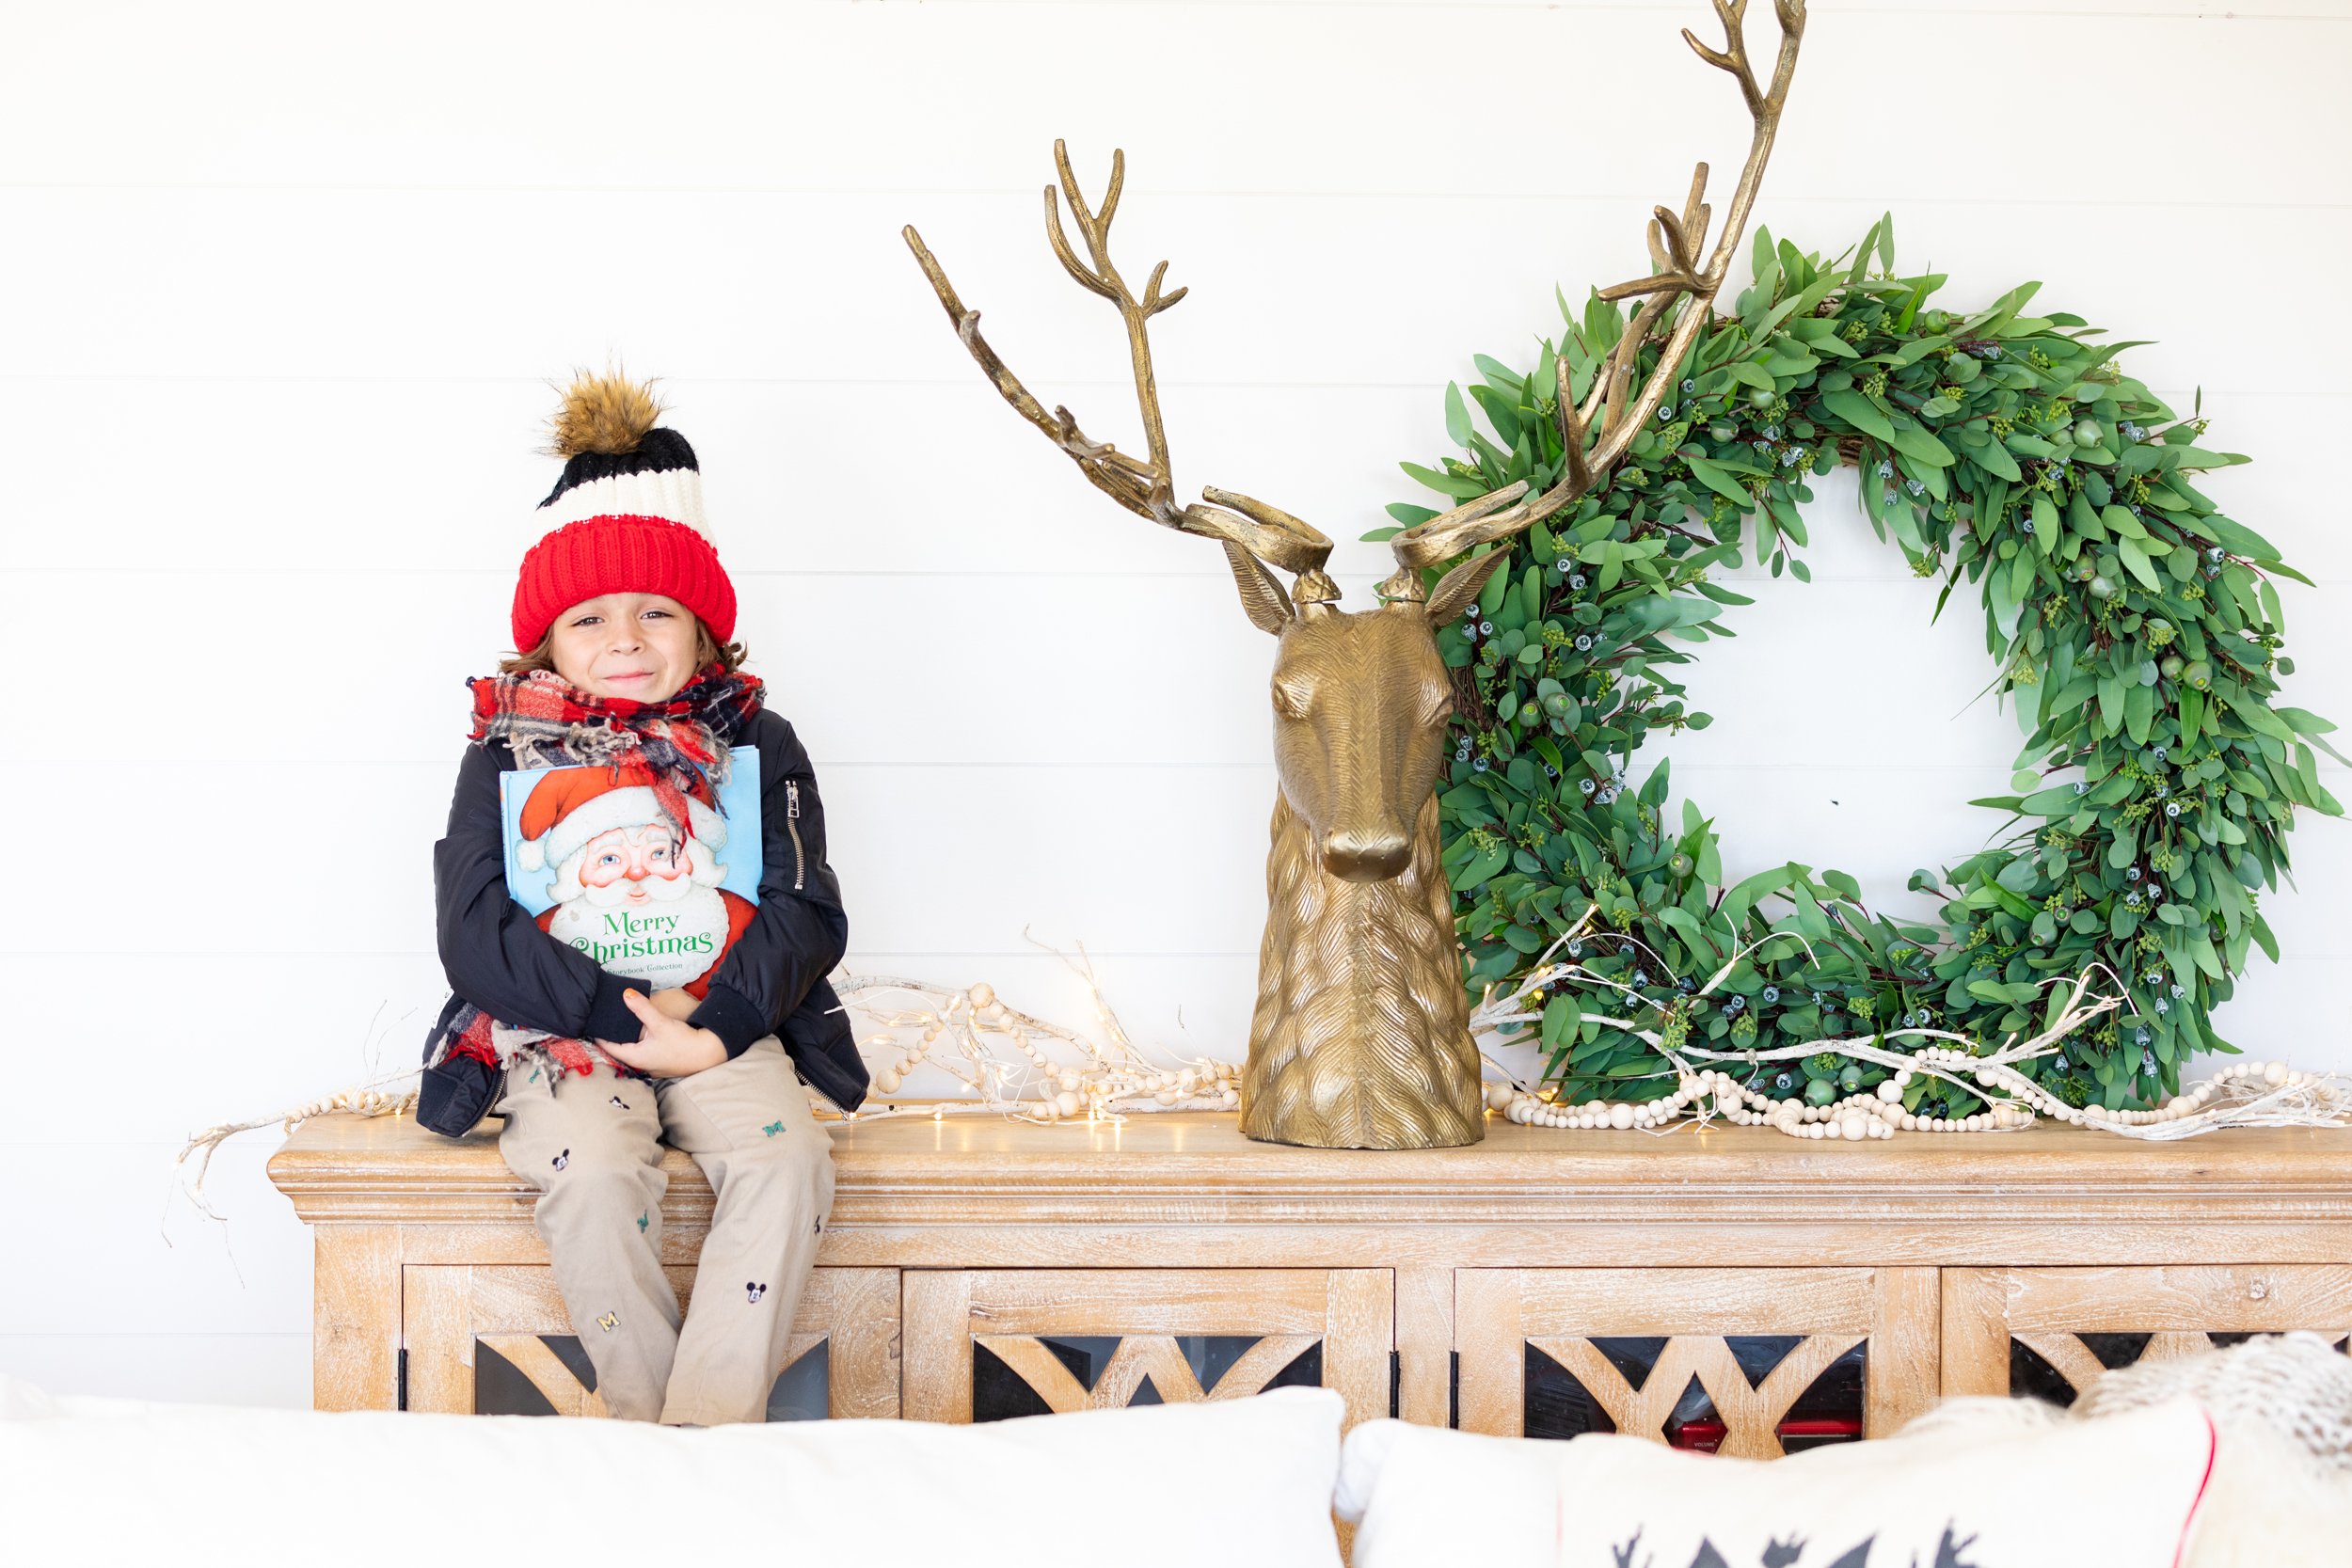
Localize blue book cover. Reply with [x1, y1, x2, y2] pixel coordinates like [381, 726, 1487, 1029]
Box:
[498, 750, 763, 991]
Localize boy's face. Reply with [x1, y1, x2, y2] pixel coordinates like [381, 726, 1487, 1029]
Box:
[546, 593, 703, 701]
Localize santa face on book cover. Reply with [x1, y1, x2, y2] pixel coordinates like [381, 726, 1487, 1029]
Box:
[540, 819, 754, 990]
[511, 760, 759, 995]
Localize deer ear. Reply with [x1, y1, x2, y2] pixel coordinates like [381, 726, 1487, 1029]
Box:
[1424, 548, 1509, 626]
[1220, 541, 1295, 636]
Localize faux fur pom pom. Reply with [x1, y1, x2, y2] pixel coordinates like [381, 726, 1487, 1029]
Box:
[546, 371, 665, 458]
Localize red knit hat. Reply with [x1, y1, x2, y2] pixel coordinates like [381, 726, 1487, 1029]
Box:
[510, 372, 739, 652]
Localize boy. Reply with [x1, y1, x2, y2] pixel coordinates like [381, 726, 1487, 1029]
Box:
[415, 372, 866, 1425]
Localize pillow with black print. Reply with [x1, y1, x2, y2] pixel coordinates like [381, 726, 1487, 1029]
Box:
[1549, 1398, 2214, 1568]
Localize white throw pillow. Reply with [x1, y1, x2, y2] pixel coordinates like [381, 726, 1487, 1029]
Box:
[1340, 1399, 2216, 1568]
[1548, 1398, 2213, 1567]
[1337, 1416, 1568, 1568]
[0, 1371, 1345, 1568]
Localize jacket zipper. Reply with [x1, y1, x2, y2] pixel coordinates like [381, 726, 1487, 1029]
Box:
[786, 779, 806, 892]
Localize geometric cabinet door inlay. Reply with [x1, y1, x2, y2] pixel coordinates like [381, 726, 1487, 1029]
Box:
[1940, 1265, 2352, 1402]
[902, 1269, 1392, 1432]
[1456, 1268, 1941, 1455]
[402, 1264, 900, 1419]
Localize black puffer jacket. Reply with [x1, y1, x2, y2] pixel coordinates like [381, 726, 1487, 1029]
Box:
[414, 707, 866, 1136]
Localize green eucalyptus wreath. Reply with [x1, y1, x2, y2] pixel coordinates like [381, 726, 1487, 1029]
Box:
[1375, 217, 2345, 1119]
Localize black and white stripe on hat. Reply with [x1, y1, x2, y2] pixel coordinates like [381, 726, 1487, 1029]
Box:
[535, 372, 709, 532]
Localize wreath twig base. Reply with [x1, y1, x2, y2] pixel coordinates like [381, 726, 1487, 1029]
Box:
[1470, 913, 2351, 1140]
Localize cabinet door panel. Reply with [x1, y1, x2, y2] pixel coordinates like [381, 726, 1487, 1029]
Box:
[1457, 1267, 1937, 1454]
[1942, 1264, 2352, 1402]
[403, 1264, 898, 1418]
[901, 1268, 1391, 1432]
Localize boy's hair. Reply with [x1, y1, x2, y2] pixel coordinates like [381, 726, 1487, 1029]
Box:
[501, 618, 749, 678]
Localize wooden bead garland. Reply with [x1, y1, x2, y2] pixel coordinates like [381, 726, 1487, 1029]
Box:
[1486, 1055, 2335, 1140]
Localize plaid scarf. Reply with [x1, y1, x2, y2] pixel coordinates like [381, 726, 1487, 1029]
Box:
[428, 663, 768, 1084]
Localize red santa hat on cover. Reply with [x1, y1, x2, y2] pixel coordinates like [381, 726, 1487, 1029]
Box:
[516, 762, 728, 874]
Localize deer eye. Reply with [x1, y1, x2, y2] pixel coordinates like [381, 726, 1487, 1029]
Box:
[1271, 681, 1312, 720]
[1421, 685, 1454, 726]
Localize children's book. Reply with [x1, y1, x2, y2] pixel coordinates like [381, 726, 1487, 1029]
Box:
[498, 751, 763, 992]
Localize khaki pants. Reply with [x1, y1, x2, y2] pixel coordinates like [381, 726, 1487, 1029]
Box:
[493, 1035, 835, 1425]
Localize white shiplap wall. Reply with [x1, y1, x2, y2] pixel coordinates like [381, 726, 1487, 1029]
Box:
[3, 0, 2347, 1407]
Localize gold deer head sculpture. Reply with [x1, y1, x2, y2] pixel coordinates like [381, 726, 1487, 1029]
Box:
[904, 1, 1808, 1148]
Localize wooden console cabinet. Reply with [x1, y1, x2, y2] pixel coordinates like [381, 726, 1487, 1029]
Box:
[269, 1112, 2352, 1448]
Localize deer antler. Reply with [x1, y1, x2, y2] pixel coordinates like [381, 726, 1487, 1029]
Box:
[903, 141, 1335, 599]
[1388, 0, 1806, 583]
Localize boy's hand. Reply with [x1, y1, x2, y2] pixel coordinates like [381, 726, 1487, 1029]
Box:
[645, 988, 702, 1022]
[601, 989, 727, 1078]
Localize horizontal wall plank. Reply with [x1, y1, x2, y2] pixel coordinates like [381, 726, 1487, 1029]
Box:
[0, 1142, 313, 1338]
[2, 7, 2342, 208]
[5, 383, 2344, 580]
[0, 189, 2340, 397]
[15, 759, 2348, 960]
[21, 762, 1282, 959]
[48, 557, 2345, 772]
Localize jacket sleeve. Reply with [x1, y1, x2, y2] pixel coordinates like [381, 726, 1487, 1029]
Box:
[433, 745, 645, 1043]
[689, 715, 851, 1057]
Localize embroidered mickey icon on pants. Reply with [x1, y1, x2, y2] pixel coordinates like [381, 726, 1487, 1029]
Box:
[596, 1312, 619, 1333]
[814, 1217, 822, 1235]
[637, 1211, 650, 1233]
[551, 1148, 570, 1171]
[745, 1282, 768, 1304]
[762, 1119, 785, 1137]
[610, 1095, 630, 1111]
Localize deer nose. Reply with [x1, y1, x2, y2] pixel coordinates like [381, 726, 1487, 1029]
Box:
[1323, 830, 1410, 882]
